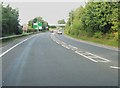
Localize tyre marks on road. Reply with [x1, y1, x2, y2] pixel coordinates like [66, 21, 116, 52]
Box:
[51, 33, 111, 63]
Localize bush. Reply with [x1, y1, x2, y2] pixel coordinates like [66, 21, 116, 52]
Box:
[93, 32, 103, 38]
[78, 30, 87, 37]
[105, 33, 114, 40]
[15, 27, 23, 34]
[18, 28, 23, 34]
[113, 32, 118, 41]
[27, 28, 35, 32]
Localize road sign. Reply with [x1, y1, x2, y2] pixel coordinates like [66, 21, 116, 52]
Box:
[33, 22, 42, 30]
[33, 23, 38, 29]
[38, 22, 42, 30]
[38, 22, 42, 26]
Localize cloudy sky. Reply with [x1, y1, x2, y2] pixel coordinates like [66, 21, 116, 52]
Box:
[3, 1, 85, 25]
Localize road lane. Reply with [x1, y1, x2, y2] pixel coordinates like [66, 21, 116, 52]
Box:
[51, 33, 111, 63]
[55, 33, 118, 67]
[2, 32, 118, 86]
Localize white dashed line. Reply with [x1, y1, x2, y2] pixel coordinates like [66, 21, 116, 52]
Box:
[51, 34, 111, 63]
[68, 45, 78, 50]
[61, 44, 66, 48]
[61, 42, 66, 45]
[56, 42, 60, 44]
[51, 34, 118, 70]
[65, 46, 70, 49]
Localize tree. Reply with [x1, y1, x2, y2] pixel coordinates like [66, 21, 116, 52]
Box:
[0, 3, 2, 37]
[58, 19, 66, 24]
[2, 3, 22, 36]
[65, 1, 119, 40]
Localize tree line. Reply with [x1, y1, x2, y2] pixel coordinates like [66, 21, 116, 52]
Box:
[1, 3, 23, 37]
[65, 2, 119, 41]
[1, 3, 49, 37]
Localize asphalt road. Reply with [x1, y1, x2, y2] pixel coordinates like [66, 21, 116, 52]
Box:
[1, 32, 118, 86]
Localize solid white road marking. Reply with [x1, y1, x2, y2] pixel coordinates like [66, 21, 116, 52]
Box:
[86, 52, 110, 62]
[110, 66, 120, 69]
[75, 50, 110, 63]
[97, 60, 109, 63]
[0, 35, 36, 57]
[75, 51, 98, 62]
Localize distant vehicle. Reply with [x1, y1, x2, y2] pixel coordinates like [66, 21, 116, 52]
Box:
[50, 30, 53, 33]
[53, 30, 58, 33]
[57, 30, 62, 35]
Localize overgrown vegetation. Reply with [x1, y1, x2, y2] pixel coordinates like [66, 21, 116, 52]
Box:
[65, 2, 119, 47]
[1, 3, 23, 37]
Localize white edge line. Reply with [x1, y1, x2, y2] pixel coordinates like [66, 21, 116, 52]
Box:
[0, 35, 35, 57]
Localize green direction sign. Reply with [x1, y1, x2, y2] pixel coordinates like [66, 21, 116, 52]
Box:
[38, 22, 42, 30]
[33, 23, 38, 29]
[38, 22, 42, 26]
[33, 22, 42, 30]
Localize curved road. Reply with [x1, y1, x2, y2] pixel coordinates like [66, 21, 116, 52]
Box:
[2, 32, 118, 86]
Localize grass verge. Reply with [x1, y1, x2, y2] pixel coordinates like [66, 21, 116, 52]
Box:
[64, 32, 118, 48]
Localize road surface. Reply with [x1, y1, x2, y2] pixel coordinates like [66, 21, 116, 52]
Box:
[1, 32, 118, 86]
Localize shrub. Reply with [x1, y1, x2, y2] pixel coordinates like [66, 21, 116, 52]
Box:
[93, 32, 103, 38]
[105, 33, 115, 40]
[15, 26, 23, 34]
[113, 32, 118, 41]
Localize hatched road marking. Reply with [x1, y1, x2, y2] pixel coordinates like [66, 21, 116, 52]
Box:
[75, 51, 98, 62]
[51, 33, 111, 63]
[110, 66, 120, 69]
